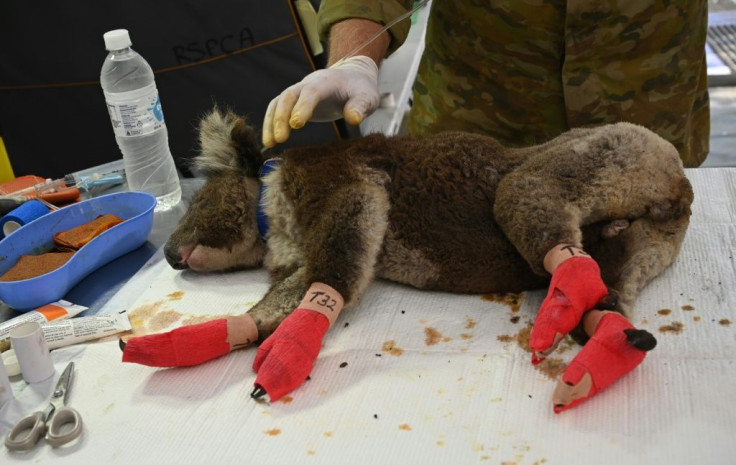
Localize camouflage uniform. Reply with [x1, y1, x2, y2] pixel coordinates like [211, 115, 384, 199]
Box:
[319, 0, 709, 167]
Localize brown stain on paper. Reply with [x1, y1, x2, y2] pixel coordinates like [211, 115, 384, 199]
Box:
[181, 314, 227, 326]
[515, 324, 532, 351]
[720, 319, 731, 326]
[128, 301, 166, 331]
[482, 292, 523, 312]
[498, 323, 566, 379]
[537, 357, 567, 380]
[657, 309, 672, 316]
[398, 424, 412, 431]
[556, 338, 575, 355]
[659, 321, 684, 334]
[264, 428, 281, 436]
[167, 291, 185, 301]
[382, 340, 404, 356]
[148, 310, 182, 332]
[682, 305, 695, 311]
[128, 298, 228, 337]
[425, 327, 451, 345]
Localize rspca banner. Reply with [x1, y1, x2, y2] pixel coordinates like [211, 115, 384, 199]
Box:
[0, 0, 347, 179]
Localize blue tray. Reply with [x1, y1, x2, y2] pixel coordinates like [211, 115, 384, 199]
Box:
[0, 191, 156, 310]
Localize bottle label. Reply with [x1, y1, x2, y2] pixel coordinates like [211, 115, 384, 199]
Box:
[105, 87, 165, 138]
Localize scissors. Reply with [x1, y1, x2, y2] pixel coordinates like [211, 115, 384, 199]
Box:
[5, 362, 83, 451]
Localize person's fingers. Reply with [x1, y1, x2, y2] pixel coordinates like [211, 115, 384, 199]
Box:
[289, 83, 329, 129]
[262, 97, 279, 148]
[343, 91, 378, 125]
[343, 106, 366, 126]
[272, 85, 303, 144]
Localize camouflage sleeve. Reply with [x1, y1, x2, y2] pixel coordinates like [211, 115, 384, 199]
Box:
[317, 0, 415, 55]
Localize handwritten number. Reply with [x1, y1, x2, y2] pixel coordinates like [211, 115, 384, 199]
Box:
[309, 291, 336, 311]
[561, 244, 589, 257]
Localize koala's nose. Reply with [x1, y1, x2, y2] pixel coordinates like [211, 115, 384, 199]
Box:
[164, 243, 189, 270]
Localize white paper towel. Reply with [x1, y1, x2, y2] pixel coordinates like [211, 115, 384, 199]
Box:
[2, 168, 734, 464]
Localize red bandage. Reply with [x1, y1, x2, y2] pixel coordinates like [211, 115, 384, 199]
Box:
[553, 312, 649, 413]
[530, 256, 608, 364]
[122, 319, 231, 367]
[252, 308, 329, 402]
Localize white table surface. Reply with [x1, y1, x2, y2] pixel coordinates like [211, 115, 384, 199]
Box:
[1, 167, 735, 464]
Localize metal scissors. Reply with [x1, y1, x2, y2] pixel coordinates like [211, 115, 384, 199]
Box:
[5, 362, 83, 451]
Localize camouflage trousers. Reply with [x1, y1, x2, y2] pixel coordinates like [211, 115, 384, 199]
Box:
[407, 0, 709, 167]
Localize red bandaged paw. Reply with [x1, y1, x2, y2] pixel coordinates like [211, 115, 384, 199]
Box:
[251, 308, 329, 402]
[552, 312, 655, 413]
[530, 257, 608, 364]
[122, 319, 231, 367]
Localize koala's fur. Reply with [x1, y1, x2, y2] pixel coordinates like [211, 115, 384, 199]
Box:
[165, 108, 693, 341]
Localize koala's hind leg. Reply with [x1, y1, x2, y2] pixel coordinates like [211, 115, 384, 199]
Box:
[585, 211, 691, 316]
[493, 123, 693, 277]
[493, 124, 693, 351]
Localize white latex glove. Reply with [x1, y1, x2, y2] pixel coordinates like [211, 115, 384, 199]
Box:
[262, 55, 379, 147]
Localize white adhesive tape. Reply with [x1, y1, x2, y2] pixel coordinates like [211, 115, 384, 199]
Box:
[2, 349, 21, 377]
[9, 322, 55, 383]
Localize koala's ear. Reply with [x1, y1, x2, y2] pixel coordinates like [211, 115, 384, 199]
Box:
[229, 114, 263, 178]
[194, 106, 264, 178]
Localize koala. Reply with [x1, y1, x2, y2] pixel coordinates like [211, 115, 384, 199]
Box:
[134, 107, 695, 407]
[164, 108, 693, 346]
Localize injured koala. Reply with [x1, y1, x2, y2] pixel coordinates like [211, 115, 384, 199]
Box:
[121, 108, 693, 413]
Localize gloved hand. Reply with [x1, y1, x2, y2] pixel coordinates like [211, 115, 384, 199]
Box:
[262, 55, 380, 147]
[530, 256, 608, 364]
[251, 308, 330, 402]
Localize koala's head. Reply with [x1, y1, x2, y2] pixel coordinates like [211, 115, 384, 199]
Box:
[164, 107, 266, 272]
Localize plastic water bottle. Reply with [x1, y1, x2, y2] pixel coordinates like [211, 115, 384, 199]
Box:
[101, 29, 181, 211]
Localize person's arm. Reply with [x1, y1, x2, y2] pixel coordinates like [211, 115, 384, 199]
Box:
[326, 18, 390, 66]
[261, 1, 413, 147]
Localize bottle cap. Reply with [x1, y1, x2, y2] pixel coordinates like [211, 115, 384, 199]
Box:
[103, 29, 132, 51]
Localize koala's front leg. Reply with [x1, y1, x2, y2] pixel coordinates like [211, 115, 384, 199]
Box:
[120, 315, 259, 368]
[251, 182, 390, 402]
[119, 268, 306, 368]
[251, 282, 345, 401]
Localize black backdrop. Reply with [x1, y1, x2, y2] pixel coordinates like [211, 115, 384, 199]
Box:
[0, 0, 345, 179]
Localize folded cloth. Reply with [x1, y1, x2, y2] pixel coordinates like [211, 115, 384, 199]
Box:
[54, 213, 124, 249]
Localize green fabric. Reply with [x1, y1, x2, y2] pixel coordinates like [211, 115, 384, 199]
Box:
[320, 0, 710, 167]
